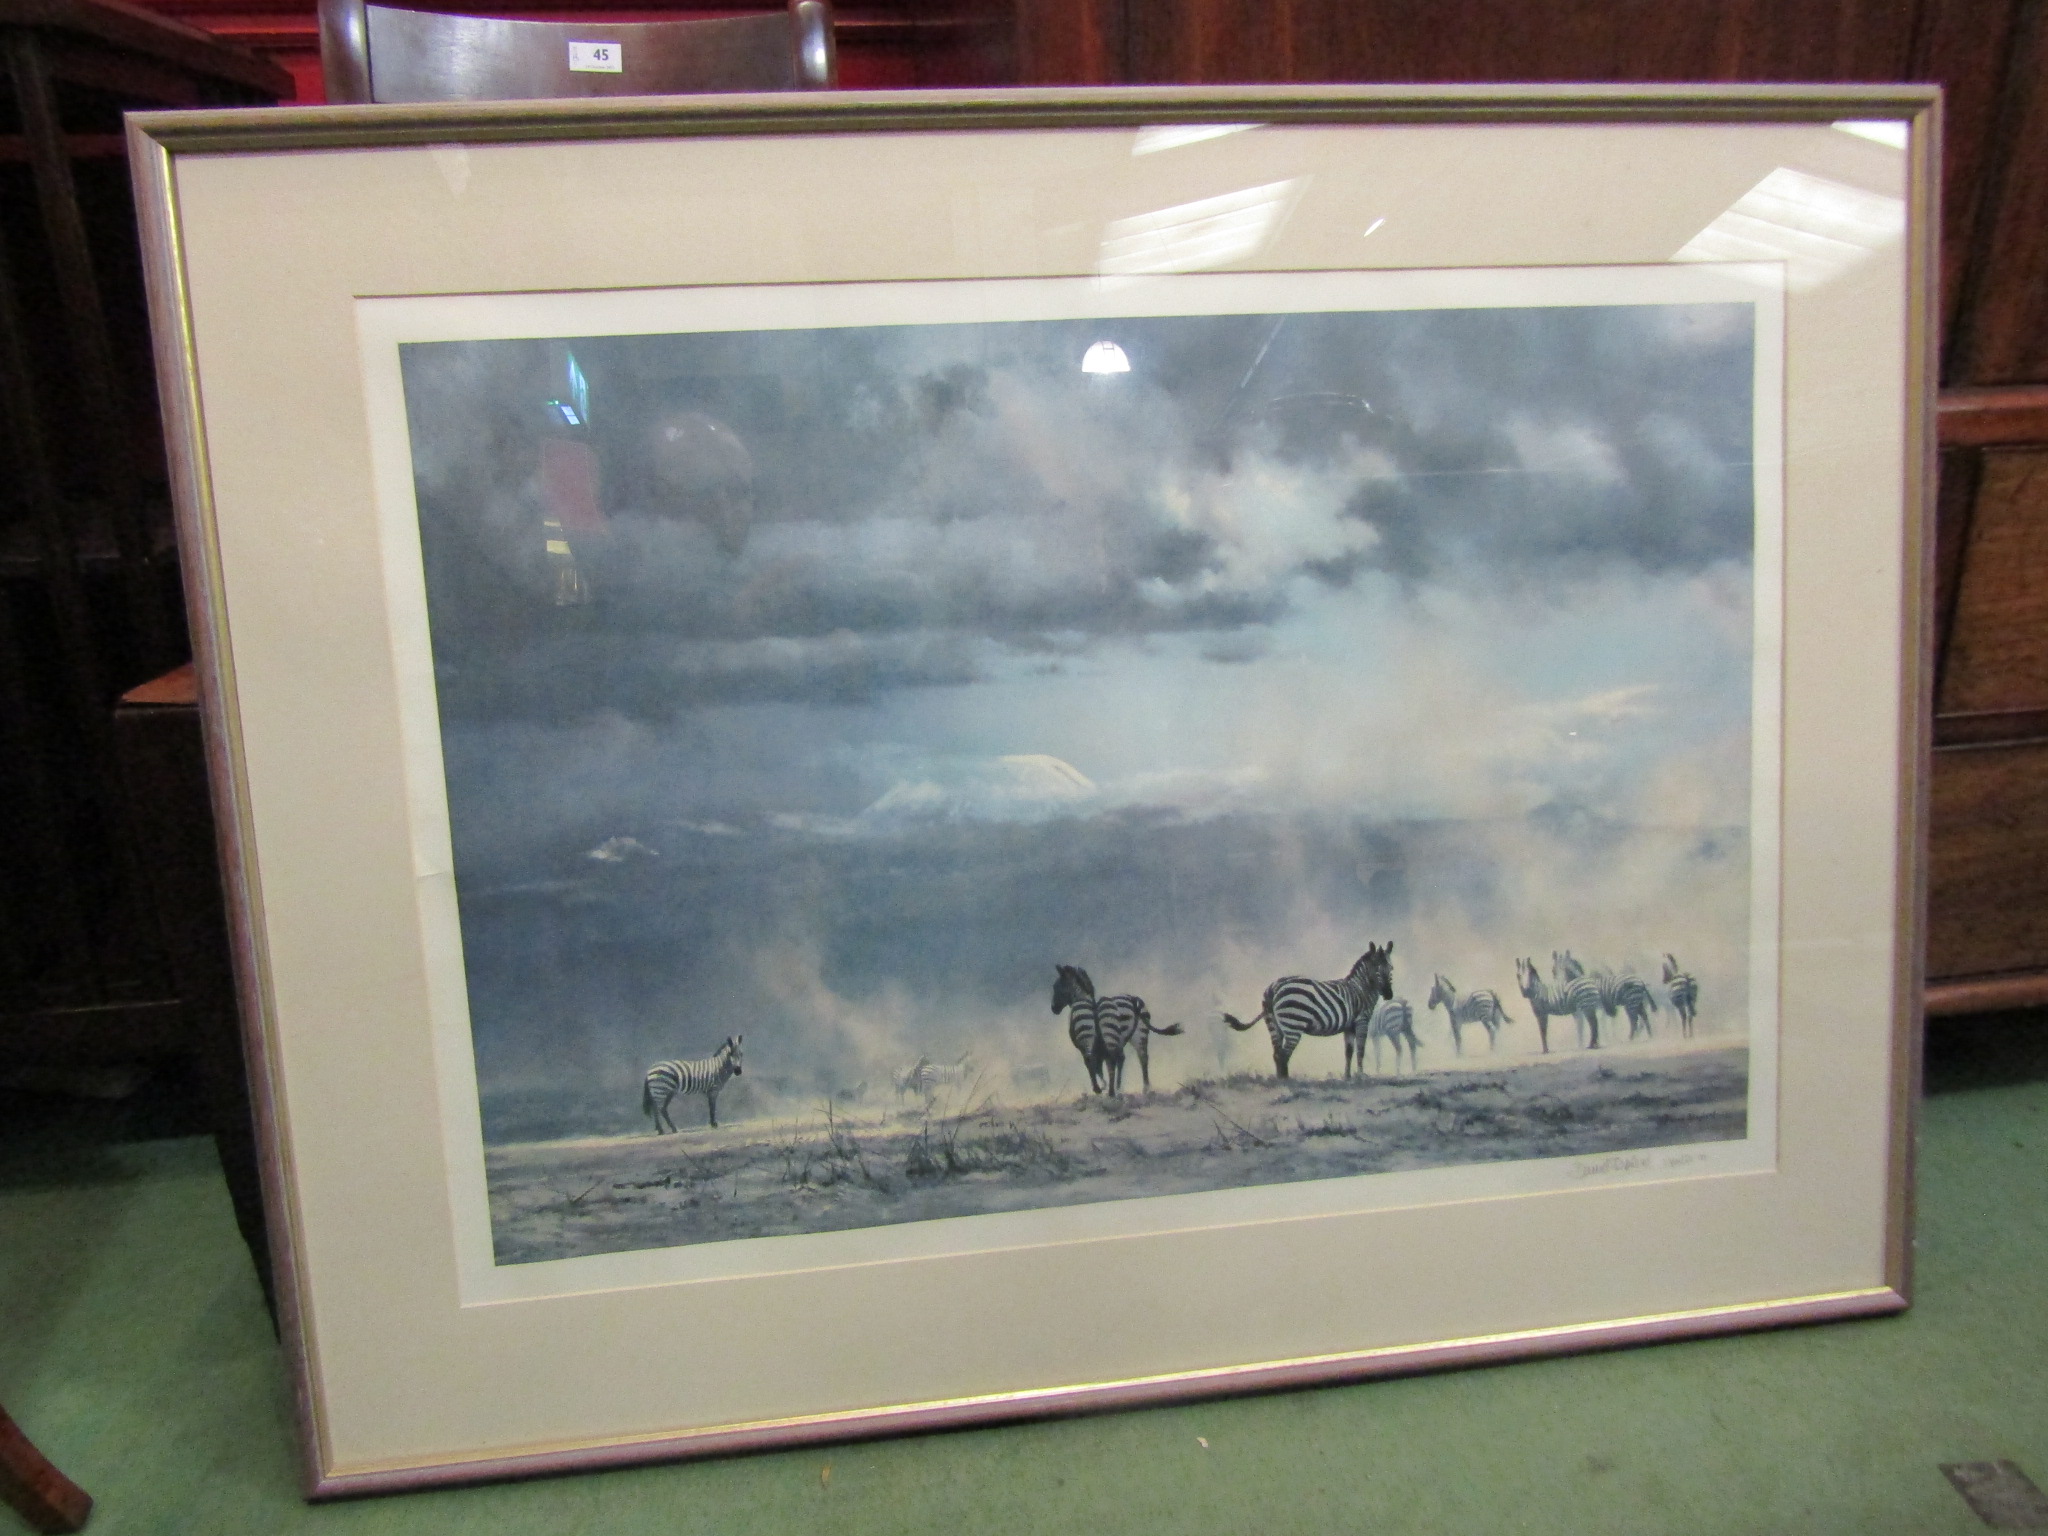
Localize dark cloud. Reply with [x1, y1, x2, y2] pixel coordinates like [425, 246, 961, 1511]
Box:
[403, 302, 1752, 720]
[432, 624, 988, 720]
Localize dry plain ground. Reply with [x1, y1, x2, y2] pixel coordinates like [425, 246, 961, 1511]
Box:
[485, 1040, 1748, 1264]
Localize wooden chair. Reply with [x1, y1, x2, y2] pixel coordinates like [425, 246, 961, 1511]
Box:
[318, 0, 834, 103]
[0, 1404, 91, 1534]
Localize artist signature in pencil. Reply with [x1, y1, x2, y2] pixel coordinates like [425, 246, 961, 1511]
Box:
[1572, 1149, 1709, 1179]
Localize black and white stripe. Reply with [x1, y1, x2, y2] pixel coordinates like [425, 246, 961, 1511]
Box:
[1053, 964, 1104, 1093]
[642, 1034, 744, 1133]
[1425, 973, 1513, 1056]
[1515, 958, 1603, 1052]
[1662, 953, 1700, 1038]
[1093, 994, 1183, 1094]
[1556, 951, 1658, 1042]
[1365, 996, 1420, 1075]
[1604, 970, 1660, 1040]
[1550, 951, 1593, 1047]
[1053, 965, 1181, 1095]
[898, 1055, 976, 1105]
[1225, 943, 1395, 1079]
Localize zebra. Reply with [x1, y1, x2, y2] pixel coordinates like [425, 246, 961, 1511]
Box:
[1053, 966, 1180, 1094]
[899, 1055, 976, 1106]
[1053, 964, 1104, 1093]
[1425, 973, 1513, 1056]
[1663, 953, 1700, 1038]
[1225, 943, 1395, 1079]
[1557, 951, 1658, 1042]
[1515, 958, 1602, 1052]
[1608, 971, 1660, 1040]
[642, 1034, 743, 1133]
[1093, 993, 1184, 1094]
[1551, 951, 1594, 1048]
[1365, 996, 1420, 1075]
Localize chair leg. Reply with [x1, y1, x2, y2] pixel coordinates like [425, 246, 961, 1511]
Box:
[0, 1403, 92, 1533]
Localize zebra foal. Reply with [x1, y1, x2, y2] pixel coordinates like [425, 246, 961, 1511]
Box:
[1366, 996, 1421, 1075]
[642, 1034, 744, 1133]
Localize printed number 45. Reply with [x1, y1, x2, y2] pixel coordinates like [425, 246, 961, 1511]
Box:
[568, 40, 622, 72]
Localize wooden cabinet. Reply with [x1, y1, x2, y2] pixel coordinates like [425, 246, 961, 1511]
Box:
[0, 0, 285, 1293]
[1001, 0, 2048, 1014]
[0, 0, 286, 1050]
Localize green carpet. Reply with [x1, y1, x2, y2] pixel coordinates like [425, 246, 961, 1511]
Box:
[4, 1020, 2044, 1535]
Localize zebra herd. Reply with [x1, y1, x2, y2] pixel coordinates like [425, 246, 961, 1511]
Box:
[637, 950, 1706, 1133]
[1214, 942, 1703, 1081]
[1513, 952, 1701, 1053]
[1209, 947, 1488, 1081]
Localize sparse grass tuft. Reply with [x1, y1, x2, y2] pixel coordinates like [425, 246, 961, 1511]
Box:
[1298, 1113, 1359, 1139]
[904, 1106, 1080, 1181]
[811, 1102, 891, 1193]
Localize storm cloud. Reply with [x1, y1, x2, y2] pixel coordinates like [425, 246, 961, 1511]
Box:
[402, 302, 1752, 721]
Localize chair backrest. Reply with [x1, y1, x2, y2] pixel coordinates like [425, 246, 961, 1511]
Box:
[319, 0, 834, 104]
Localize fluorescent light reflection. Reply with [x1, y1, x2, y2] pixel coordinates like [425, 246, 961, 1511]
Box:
[1833, 119, 1910, 150]
[1672, 166, 1904, 290]
[1098, 178, 1304, 278]
[1131, 123, 1259, 156]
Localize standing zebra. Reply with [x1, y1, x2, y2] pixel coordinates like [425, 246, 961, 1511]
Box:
[1556, 951, 1658, 1042]
[1054, 966, 1180, 1094]
[1663, 953, 1700, 1038]
[1094, 994, 1184, 1094]
[1607, 971, 1660, 1040]
[1053, 964, 1103, 1093]
[899, 1055, 977, 1106]
[1366, 996, 1421, 1075]
[1225, 943, 1395, 1079]
[1425, 973, 1513, 1056]
[642, 1034, 743, 1133]
[1515, 958, 1602, 1052]
[1551, 951, 1594, 1048]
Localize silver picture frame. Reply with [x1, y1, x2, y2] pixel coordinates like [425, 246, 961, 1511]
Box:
[130, 83, 1935, 1496]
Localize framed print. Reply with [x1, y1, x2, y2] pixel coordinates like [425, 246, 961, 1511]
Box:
[129, 84, 1935, 1495]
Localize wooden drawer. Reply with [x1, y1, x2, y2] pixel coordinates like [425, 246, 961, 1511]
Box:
[1928, 741, 2048, 1009]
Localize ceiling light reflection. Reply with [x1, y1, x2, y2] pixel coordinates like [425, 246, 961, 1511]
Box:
[1832, 119, 1910, 151]
[1672, 167, 1904, 290]
[1081, 340, 1131, 374]
[1132, 123, 1259, 156]
[1098, 178, 1305, 279]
